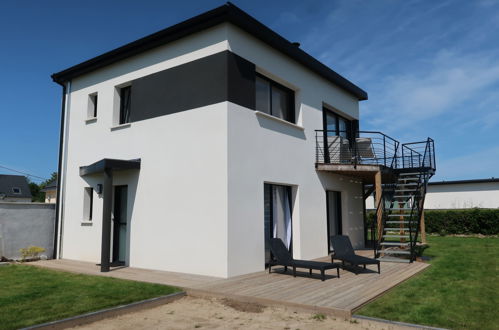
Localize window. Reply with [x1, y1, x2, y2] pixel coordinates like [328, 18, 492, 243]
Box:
[83, 187, 93, 221]
[88, 93, 98, 118]
[323, 107, 352, 138]
[12, 187, 21, 194]
[255, 74, 295, 123]
[119, 86, 132, 124]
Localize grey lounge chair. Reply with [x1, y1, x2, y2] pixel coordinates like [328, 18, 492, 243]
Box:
[331, 235, 380, 274]
[268, 238, 340, 281]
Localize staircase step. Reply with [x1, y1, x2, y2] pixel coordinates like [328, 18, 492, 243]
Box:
[398, 177, 419, 181]
[380, 249, 411, 255]
[397, 182, 418, 186]
[388, 214, 411, 217]
[389, 208, 413, 211]
[394, 195, 412, 199]
[380, 242, 410, 246]
[395, 189, 417, 192]
[386, 221, 410, 224]
[384, 228, 410, 231]
[383, 235, 410, 238]
[377, 256, 411, 263]
[399, 172, 422, 176]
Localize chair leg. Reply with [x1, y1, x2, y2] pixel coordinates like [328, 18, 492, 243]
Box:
[284, 266, 288, 272]
[309, 269, 312, 276]
[268, 265, 271, 274]
[363, 264, 366, 269]
[321, 269, 325, 281]
[378, 263, 380, 274]
[337, 267, 340, 278]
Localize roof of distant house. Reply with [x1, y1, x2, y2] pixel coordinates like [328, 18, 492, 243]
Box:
[41, 179, 57, 192]
[0, 174, 32, 199]
[51, 2, 367, 101]
[429, 178, 499, 186]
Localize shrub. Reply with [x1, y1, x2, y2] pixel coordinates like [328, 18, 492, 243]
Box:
[19, 246, 46, 261]
[366, 208, 499, 235]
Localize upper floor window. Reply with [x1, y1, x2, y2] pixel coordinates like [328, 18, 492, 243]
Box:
[323, 107, 352, 138]
[255, 74, 295, 123]
[83, 187, 93, 221]
[12, 187, 21, 194]
[119, 86, 132, 125]
[87, 93, 98, 119]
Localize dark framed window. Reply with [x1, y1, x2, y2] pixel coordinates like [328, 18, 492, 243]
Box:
[326, 190, 342, 253]
[12, 187, 21, 194]
[119, 86, 132, 124]
[90, 94, 98, 118]
[84, 187, 93, 221]
[256, 74, 295, 123]
[322, 107, 352, 138]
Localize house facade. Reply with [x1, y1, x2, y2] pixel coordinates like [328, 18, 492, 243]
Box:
[52, 4, 434, 277]
[0, 175, 32, 203]
[41, 179, 57, 204]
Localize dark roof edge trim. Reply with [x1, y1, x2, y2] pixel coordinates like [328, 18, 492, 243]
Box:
[51, 3, 367, 100]
[429, 178, 499, 185]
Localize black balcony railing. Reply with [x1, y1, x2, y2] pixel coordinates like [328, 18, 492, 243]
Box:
[315, 130, 435, 171]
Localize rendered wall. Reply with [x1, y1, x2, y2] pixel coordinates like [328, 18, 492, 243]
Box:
[0, 203, 55, 259]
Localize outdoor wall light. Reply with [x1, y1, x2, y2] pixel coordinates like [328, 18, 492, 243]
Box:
[96, 184, 103, 195]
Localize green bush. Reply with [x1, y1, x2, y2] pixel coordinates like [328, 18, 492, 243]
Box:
[425, 208, 499, 235]
[366, 208, 499, 235]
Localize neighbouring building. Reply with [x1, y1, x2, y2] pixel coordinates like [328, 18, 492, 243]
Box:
[41, 179, 57, 204]
[0, 175, 32, 203]
[51, 3, 435, 277]
[366, 178, 499, 210]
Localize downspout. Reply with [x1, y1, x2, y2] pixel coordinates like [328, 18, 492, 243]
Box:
[53, 79, 69, 259]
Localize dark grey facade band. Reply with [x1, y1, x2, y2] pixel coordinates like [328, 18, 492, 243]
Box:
[129, 50, 255, 123]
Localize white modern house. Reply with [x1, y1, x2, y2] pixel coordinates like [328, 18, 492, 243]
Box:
[52, 3, 435, 277]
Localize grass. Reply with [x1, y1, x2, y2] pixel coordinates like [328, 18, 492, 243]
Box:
[357, 236, 499, 330]
[0, 264, 180, 330]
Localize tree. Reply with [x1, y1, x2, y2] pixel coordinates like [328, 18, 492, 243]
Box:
[28, 172, 57, 203]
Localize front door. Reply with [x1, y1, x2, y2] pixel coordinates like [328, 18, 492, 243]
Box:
[327, 190, 342, 253]
[112, 185, 128, 265]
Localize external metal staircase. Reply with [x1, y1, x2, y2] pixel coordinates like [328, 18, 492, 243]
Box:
[375, 139, 435, 263]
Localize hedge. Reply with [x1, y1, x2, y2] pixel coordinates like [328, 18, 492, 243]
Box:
[366, 208, 499, 235]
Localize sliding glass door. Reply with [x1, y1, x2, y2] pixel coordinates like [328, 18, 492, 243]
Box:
[264, 184, 293, 265]
[327, 191, 342, 253]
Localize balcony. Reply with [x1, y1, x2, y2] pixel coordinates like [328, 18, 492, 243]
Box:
[315, 130, 435, 183]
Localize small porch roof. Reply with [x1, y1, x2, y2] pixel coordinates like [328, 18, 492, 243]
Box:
[79, 158, 141, 176]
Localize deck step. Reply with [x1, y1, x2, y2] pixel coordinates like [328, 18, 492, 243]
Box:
[380, 249, 411, 255]
[379, 242, 410, 246]
[377, 256, 411, 263]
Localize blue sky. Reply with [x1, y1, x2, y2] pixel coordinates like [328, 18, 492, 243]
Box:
[1, 0, 498, 182]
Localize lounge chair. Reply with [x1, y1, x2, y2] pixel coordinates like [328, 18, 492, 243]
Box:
[330, 235, 380, 274]
[268, 238, 340, 281]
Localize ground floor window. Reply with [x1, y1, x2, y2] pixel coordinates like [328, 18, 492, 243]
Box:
[327, 190, 342, 252]
[264, 183, 293, 265]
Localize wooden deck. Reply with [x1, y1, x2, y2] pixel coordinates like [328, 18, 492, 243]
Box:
[32, 253, 429, 318]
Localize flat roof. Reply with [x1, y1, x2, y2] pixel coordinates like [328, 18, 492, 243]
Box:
[429, 178, 499, 186]
[79, 159, 141, 176]
[51, 2, 367, 100]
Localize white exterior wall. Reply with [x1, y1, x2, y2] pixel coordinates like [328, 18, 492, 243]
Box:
[226, 26, 364, 277]
[365, 182, 499, 209]
[425, 182, 499, 209]
[59, 23, 365, 278]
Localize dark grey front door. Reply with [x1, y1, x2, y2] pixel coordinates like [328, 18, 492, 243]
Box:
[113, 185, 128, 264]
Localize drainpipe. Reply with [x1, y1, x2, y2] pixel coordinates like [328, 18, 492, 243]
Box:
[53, 80, 69, 259]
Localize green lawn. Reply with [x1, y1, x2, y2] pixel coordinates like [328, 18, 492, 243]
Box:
[0, 264, 180, 330]
[357, 236, 499, 330]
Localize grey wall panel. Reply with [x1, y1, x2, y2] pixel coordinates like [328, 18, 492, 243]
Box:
[129, 50, 256, 123]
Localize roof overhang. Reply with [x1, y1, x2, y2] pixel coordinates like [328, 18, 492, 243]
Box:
[51, 3, 367, 100]
[79, 158, 141, 176]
